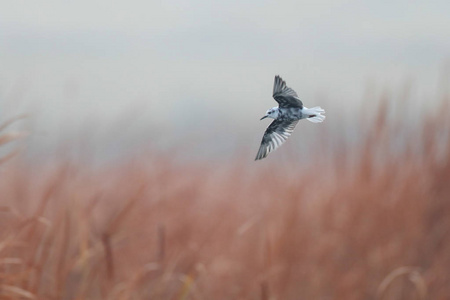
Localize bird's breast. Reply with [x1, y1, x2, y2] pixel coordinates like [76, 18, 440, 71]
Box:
[279, 108, 302, 120]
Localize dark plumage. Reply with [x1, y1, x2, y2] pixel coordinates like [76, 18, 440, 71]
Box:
[255, 76, 326, 160]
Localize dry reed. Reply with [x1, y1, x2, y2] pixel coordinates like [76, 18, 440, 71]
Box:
[0, 97, 449, 300]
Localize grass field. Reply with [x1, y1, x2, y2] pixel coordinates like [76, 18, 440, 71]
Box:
[0, 96, 449, 299]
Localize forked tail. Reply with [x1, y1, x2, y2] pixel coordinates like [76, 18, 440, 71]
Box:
[303, 106, 326, 123]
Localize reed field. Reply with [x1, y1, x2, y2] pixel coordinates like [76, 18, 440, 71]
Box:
[0, 94, 449, 300]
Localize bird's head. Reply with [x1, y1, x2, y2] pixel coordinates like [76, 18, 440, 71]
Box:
[260, 107, 279, 120]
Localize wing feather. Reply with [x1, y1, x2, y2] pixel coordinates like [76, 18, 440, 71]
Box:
[255, 119, 299, 160]
[272, 75, 303, 108]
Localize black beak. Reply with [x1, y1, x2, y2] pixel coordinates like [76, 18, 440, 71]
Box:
[260, 116, 268, 120]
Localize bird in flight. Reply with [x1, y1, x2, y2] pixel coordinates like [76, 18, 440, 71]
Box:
[255, 75, 325, 160]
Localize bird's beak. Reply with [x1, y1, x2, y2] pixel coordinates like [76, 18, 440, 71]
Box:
[260, 115, 268, 120]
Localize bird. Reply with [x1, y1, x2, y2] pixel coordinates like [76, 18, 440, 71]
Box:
[255, 75, 325, 160]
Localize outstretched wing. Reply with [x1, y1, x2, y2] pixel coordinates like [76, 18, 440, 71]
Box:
[255, 119, 299, 160]
[272, 75, 303, 109]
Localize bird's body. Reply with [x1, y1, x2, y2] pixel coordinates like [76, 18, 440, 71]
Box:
[255, 76, 325, 160]
[273, 107, 303, 121]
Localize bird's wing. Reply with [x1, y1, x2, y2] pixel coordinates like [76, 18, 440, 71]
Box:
[272, 75, 303, 109]
[255, 119, 299, 160]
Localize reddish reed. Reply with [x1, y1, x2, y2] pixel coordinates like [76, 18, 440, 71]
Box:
[0, 97, 449, 299]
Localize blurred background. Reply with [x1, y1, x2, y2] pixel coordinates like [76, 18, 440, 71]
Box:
[1, 0, 449, 162]
[1, 1, 450, 300]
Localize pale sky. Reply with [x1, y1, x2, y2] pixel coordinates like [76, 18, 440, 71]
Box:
[1, 1, 449, 161]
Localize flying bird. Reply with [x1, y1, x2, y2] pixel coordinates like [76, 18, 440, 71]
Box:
[255, 75, 325, 160]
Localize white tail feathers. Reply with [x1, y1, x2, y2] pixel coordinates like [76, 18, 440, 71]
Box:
[303, 106, 326, 123]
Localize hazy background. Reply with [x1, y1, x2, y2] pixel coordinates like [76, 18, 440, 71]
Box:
[1, 3, 450, 298]
[1, 0, 449, 162]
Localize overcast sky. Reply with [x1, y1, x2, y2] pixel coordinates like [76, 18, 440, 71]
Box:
[1, 0, 449, 161]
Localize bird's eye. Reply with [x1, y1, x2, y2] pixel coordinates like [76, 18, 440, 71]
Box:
[268, 111, 271, 114]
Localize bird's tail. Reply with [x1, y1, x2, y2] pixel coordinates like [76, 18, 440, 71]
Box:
[303, 106, 326, 123]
